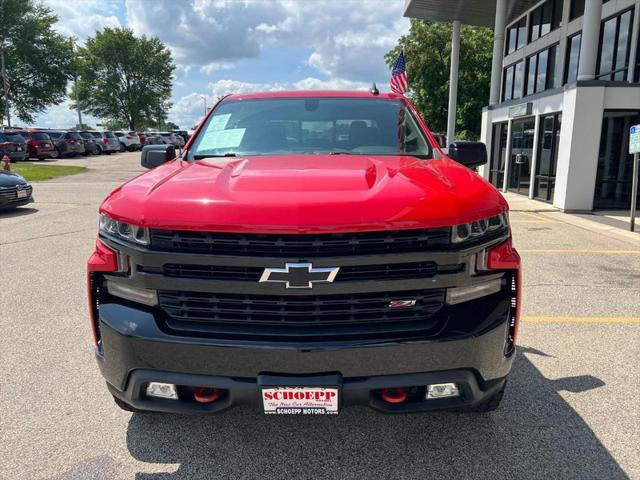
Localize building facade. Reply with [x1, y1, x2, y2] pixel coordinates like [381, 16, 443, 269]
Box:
[405, 0, 640, 211]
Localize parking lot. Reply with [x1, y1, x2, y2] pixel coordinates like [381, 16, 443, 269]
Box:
[1, 152, 639, 479]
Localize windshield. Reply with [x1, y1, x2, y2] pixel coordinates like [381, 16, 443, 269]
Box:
[7, 134, 25, 142]
[189, 98, 433, 159]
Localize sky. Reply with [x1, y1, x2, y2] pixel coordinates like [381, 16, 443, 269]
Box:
[33, 0, 410, 129]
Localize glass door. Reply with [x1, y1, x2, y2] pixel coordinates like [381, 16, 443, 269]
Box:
[489, 122, 508, 188]
[534, 113, 561, 202]
[508, 117, 535, 194]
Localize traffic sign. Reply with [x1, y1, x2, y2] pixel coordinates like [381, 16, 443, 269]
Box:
[630, 124, 640, 154]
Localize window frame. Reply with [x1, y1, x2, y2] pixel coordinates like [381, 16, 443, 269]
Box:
[596, 8, 635, 81]
[524, 43, 559, 96]
[505, 16, 528, 55]
[529, 0, 563, 43]
[564, 32, 582, 84]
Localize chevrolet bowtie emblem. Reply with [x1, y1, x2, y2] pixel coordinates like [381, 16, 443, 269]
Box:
[259, 263, 340, 289]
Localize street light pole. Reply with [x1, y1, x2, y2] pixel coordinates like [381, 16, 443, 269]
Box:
[1, 46, 11, 127]
[75, 75, 83, 129]
[200, 95, 207, 117]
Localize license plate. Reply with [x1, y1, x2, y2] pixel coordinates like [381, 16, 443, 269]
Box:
[261, 387, 339, 415]
[44, 143, 51, 147]
[17, 189, 28, 198]
[16, 147, 22, 151]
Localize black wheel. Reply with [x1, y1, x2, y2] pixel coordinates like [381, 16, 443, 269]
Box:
[468, 381, 506, 413]
[119, 143, 125, 152]
[112, 395, 146, 413]
[51, 148, 60, 159]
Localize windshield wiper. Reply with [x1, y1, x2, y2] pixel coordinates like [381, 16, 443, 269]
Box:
[194, 153, 237, 159]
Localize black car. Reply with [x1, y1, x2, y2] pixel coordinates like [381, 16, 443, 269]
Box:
[0, 132, 29, 162]
[47, 131, 86, 158]
[79, 131, 101, 155]
[0, 170, 33, 210]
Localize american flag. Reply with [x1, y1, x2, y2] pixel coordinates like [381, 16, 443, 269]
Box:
[390, 50, 408, 94]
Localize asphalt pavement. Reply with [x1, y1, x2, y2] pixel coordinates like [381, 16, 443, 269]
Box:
[1, 152, 638, 479]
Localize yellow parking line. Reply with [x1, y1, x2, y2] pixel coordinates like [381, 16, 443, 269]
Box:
[522, 316, 640, 324]
[519, 249, 640, 254]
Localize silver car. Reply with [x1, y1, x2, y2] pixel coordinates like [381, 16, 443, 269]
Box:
[90, 131, 120, 154]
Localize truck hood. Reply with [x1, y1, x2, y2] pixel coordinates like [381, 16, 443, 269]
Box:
[101, 154, 507, 233]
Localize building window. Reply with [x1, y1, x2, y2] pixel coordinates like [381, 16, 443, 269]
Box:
[530, 0, 563, 42]
[570, 0, 610, 21]
[569, 0, 584, 20]
[525, 45, 559, 95]
[506, 17, 527, 55]
[502, 60, 525, 101]
[564, 33, 581, 83]
[594, 110, 640, 209]
[597, 9, 634, 81]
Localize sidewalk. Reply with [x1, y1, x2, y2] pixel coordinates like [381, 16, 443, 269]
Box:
[503, 192, 640, 245]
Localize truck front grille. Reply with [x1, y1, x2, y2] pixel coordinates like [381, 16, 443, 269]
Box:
[139, 261, 463, 282]
[157, 289, 446, 340]
[149, 227, 451, 257]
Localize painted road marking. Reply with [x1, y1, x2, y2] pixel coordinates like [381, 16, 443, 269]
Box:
[522, 316, 640, 324]
[519, 249, 640, 254]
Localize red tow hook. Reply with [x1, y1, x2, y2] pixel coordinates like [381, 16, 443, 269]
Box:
[381, 387, 407, 404]
[194, 386, 222, 404]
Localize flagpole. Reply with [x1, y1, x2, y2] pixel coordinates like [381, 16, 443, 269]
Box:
[1, 46, 10, 127]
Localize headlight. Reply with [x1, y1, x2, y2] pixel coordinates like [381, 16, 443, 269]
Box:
[99, 214, 149, 245]
[452, 213, 509, 244]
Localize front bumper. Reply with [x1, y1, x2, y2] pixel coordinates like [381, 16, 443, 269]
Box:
[97, 303, 514, 414]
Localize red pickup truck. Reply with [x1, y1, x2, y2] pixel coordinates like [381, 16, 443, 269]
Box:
[88, 90, 520, 415]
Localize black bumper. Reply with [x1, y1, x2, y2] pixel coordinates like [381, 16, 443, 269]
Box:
[0, 195, 33, 210]
[97, 304, 513, 414]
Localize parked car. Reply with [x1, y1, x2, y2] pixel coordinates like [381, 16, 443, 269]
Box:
[137, 133, 148, 147]
[0, 169, 33, 210]
[47, 130, 86, 158]
[89, 131, 120, 154]
[79, 131, 101, 155]
[0, 132, 29, 162]
[90, 90, 519, 415]
[114, 131, 141, 151]
[172, 130, 190, 143]
[144, 132, 165, 145]
[14, 130, 55, 160]
[158, 131, 184, 148]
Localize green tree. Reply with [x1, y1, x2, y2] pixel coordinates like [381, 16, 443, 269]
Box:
[0, 0, 74, 124]
[386, 20, 493, 140]
[71, 27, 175, 131]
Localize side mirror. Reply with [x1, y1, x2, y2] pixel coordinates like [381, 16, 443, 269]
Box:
[141, 144, 176, 169]
[447, 141, 488, 169]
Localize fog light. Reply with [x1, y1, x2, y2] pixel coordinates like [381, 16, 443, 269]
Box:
[426, 383, 460, 399]
[146, 382, 179, 400]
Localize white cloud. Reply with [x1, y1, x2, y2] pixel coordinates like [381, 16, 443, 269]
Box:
[26, 100, 100, 129]
[167, 77, 372, 129]
[199, 62, 235, 75]
[125, 0, 408, 83]
[42, 0, 121, 41]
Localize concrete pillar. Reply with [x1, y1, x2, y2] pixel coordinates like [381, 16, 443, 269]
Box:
[528, 114, 541, 199]
[627, 0, 640, 82]
[502, 119, 513, 193]
[489, 0, 508, 105]
[577, 0, 603, 81]
[447, 20, 461, 146]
